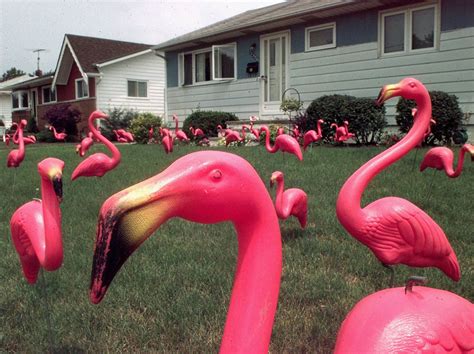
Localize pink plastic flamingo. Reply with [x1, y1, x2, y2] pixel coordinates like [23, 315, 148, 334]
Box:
[113, 130, 128, 143]
[7, 119, 27, 168]
[332, 121, 354, 142]
[420, 143, 474, 178]
[336, 78, 460, 281]
[291, 125, 300, 140]
[270, 171, 308, 228]
[159, 127, 173, 154]
[276, 126, 286, 136]
[172, 114, 190, 142]
[71, 111, 121, 180]
[148, 126, 154, 142]
[75, 132, 94, 157]
[10, 158, 64, 284]
[5, 133, 11, 146]
[249, 121, 260, 140]
[10, 122, 36, 145]
[117, 129, 134, 142]
[303, 119, 324, 150]
[225, 127, 246, 146]
[260, 125, 303, 161]
[190, 126, 204, 139]
[335, 282, 474, 353]
[89, 151, 282, 353]
[49, 126, 67, 141]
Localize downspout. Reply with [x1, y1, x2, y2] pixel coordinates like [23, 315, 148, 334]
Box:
[153, 50, 168, 126]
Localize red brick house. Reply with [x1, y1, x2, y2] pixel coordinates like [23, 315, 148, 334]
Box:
[9, 34, 165, 134]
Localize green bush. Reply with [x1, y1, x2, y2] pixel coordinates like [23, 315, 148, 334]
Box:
[129, 112, 162, 144]
[43, 104, 81, 141]
[259, 124, 280, 145]
[27, 116, 39, 134]
[183, 110, 238, 138]
[102, 108, 139, 141]
[302, 95, 386, 144]
[395, 91, 464, 145]
[35, 128, 55, 143]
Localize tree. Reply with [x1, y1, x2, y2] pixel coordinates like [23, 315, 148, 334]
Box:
[1, 67, 26, 82]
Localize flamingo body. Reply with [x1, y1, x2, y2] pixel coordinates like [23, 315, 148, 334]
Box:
[332, 121, 354, 142]
[76, 132, 94, 157]
[420, 144, 474, 178]
[270, 171, 308, 228]
[336, 78, 460, 281]
[173, 115, 190, 142]
[10, 158, 64, 283]
[7, 120, 27, 168]
[89, 151, 282, 353]
[260, 125, 303, 161]
[335, 286, 474, 353]
[160, 128, 173, 154]
[50, 126, 67, 141]
[303, 130, 319, 150]
[71, 111, 121, 180]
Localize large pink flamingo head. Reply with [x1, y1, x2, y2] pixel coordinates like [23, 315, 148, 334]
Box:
[90, 150, 269, 304]
[376, 78, 426, 106]
[37, 157, 64, 202]
[90, 110, 108, 121]
[19, 119, 27, 129]
[269, 171, 283, 187]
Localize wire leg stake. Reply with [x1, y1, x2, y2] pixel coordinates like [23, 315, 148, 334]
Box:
[39, 270, 55, 352]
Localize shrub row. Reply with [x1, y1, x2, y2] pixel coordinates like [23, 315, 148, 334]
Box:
[182, 110, 238, 138]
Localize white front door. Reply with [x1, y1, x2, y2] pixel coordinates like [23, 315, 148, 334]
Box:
[260, 31, 290, 116]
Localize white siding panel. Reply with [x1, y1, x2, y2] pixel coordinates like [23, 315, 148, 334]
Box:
[289, 27, 474, 125]
[0, 95, 12, 127]
[96, 52, 166, 118]
[167, 79, 260, 121]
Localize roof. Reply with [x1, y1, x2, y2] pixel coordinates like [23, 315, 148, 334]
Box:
[0, 74, 35, 91]
[65, 34, 154, 73]
[154, 0, 412, 51]
[6, 75, 54, 90]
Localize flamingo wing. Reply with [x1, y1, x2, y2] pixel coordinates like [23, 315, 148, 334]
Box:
[364, 197, 460, 280]
[10, 201, 44, 284]
[282, 189, 308, 228]
[420, 147, 453, 172]
[71, 153, 113, 180]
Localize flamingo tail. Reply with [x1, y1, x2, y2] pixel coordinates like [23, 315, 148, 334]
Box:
[439, 252, 461, 281]
[10, 220, 40, 284]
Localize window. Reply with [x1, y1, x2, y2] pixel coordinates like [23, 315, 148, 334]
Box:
[12, 90, 29, 110]
[42, 86, 56, 103]
[75, 79, 89, 99]
[306, 23, 336, 51]
[127, 80, 148, 97]
[381, 4, 437, 55]
[179, 43, 236, 86]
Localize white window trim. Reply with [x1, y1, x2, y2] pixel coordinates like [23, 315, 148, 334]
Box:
[305, 22, 336, 51]
[42, 85, 57, 104]
[127, 79, 148, 98]
[379, 2, 439, 57]
[12, 90, 29, 111]
[75, 78, 89, 99]
[179, 43, 237, 87]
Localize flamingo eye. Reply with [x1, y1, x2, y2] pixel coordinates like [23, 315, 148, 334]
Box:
[211, 169, 222, 180]
[409, 82, 416, 88]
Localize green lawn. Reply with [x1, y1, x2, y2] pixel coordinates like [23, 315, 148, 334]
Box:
[1, 142, 472, 352]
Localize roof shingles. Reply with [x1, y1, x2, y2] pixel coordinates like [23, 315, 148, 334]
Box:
[66, 34, 152, 73]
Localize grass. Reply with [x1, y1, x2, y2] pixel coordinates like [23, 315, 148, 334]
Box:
[0, 142, 472, 352]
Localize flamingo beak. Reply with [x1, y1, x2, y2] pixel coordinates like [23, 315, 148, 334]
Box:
[89, 177, 176, 304]
[52, 175, 63, 202]
[375, 83, 399, 106]
[269, 176, 276, 188]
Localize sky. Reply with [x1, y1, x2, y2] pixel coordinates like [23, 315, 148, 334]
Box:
[0, 0, 283, 76]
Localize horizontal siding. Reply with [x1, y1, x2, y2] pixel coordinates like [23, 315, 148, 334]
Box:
[167, 78, 260, 120]
[0, 96, 12, 127]
[97, 52, 166, 117]
[289, 27, 474, 125]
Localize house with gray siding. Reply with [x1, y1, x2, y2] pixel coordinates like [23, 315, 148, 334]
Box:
[154, 0, 473, 130]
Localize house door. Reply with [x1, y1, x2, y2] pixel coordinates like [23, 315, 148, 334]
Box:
[260, 31, 289, 116]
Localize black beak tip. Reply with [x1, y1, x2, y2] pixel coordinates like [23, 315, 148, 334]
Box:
[53, 177, 63, 201]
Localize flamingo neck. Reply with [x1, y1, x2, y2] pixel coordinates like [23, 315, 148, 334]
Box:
[337, 93, 431, 231]
[449, 146, 469, 177]
[262, 127, 276, 153]
[220, 199, 282, 353]
[18, 124, 25, 156]
[39, 177, 63, 269]
[90, 116, 121, 164]
[317, 121, 322, 137]
[274, 179, 284, 213]
[174, 118, 179, 134]
[241, 126, 246, 139]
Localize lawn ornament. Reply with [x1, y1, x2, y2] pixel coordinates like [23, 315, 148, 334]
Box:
[336, 78, 460, 282]
[160, 127, 173, 154]
[190, 126, 204, 139]
[303, 119, 324, 150]
[225, 127, 245, 146]
[113, 129, 128, 142]
[291, 124, 300, 140]
[148, 126, 154, 142]
[249, 121, 260, 140]
[71, 111, 121, 180]
[173, 114, 190, 142]
[10, 122, 36, 145]
[270, 171, 308, 228]
[276, 126, 286, 136]
[332, 121, 354, 143]
[117, 129, 134, 142]
[10, 158, 64, 283]
[260, 125, 303, 161]
[75, 132, 94, 157]
[89, 151, 282, 353]
[49, 126, 67, 141]
[7, 119, 27, 168]
[420, 143, 474, 178]
[334, 280, 474, 353]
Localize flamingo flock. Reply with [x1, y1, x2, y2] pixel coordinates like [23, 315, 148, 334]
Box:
[4, 78, 473, 353]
